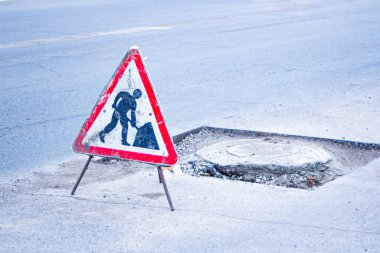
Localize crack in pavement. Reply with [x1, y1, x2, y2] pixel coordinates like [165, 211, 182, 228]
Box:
[178, 208, 380, 236]
[0, 51, 103, 70]
[0, 26, 171, 50]
[0, 113, 88, 132]
[221, 16, 326, 33]
[22, 191, 380, 237]
[247, 63, 355, 75]
[29, 62, 59, 74]
[174, 98, 380, 114]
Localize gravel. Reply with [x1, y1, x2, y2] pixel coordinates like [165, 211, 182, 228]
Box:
[175, 128, 380, 189]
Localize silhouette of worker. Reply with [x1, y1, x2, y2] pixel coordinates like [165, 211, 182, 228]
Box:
[99, 89, 142, 146]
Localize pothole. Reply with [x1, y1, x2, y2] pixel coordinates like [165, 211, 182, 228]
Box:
[175, 127, 380, 189]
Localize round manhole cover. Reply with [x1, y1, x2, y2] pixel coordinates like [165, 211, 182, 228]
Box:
[196, 139, 332, 173]
[227, 143, 301, 158]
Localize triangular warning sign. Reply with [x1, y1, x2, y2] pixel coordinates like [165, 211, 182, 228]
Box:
[73, 47, 178, 166]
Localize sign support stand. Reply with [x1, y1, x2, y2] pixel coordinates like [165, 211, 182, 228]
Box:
[70, 158, 175, 211]
[157, 167, 162, 183]
[71, 48, 178, 211]
[71, 155, 93, 195]
[157, 166, 175, 211]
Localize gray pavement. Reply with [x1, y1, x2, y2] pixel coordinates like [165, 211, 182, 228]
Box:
[1, 0, 380, 252]
[1, 157, 379, 252]
[1, 0, 380, 176]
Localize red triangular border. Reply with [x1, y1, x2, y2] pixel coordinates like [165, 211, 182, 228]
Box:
[73, 48, 178, 166]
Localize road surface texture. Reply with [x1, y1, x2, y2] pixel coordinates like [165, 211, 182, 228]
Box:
[1, 0, 380, 252]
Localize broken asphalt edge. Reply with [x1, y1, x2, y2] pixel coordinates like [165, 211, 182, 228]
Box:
[173, 126, 380, 151]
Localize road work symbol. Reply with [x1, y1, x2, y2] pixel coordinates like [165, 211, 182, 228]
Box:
[73, 47, 177, 166]
[100, 89, 138, 144]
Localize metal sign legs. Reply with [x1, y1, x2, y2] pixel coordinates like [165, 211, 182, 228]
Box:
[71, 156, 175, 211]
[157, 166, 174, 211]
[71, 155, 93, 195]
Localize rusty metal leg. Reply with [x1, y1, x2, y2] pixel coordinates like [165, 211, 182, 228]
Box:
[157, 166, 174, 211]
[71, 155, 93, 195]
[157, 167, 162, 183]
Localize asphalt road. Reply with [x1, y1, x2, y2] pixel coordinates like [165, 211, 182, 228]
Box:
[1, 0, 380, 176]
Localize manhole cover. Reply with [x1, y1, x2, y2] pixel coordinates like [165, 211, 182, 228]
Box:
[196, 139, 332, 174]
[227, 142, 301, 157]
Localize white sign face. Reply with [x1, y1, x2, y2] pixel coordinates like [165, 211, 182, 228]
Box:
[73, 48, 178, 166]
[83, 59, 168, 156]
